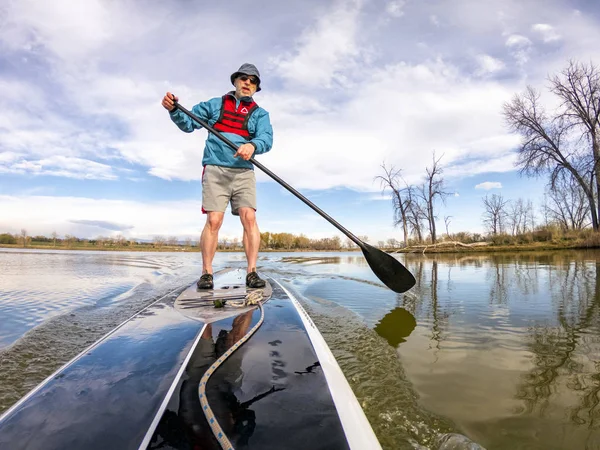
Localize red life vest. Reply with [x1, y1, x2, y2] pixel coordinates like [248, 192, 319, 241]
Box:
[213, 95, 258, 139]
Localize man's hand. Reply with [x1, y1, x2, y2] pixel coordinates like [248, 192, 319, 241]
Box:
[234, 143, 256, 161]
[161, 92, 178, 112]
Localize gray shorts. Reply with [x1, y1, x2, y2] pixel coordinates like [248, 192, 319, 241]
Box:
[202, 165, 256, 216]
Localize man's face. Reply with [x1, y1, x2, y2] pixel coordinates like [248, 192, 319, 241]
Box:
[234, 74, 259, 98]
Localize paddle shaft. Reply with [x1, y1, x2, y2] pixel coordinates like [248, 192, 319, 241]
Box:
[173, 102, 365, 248]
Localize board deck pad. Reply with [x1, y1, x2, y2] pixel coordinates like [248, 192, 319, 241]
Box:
[175, 269, 272, 324]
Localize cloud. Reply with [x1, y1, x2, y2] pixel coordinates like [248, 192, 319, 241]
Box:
[269, 0, 363, 88]
[386, 0, 407, 18]
[69, 220, 134, 232]
[0, 156, 117, 180]
[475, 54, 505, 76]
[505, 34, 532, 66]
[475, 181, 503, 190]
[532, 23, 561, 42]
[0, 194, 204, 239]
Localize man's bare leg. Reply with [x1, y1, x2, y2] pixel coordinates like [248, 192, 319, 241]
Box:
[200, 211, 224, 274]
[239, 207, 260, 272]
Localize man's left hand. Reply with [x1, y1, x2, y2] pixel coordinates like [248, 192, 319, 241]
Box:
[234, 143, 256, 161]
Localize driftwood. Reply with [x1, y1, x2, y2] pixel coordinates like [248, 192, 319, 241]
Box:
[399, 241, 491, 254]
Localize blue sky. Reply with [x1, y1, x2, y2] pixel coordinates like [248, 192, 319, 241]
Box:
[1, 0, 599, 244]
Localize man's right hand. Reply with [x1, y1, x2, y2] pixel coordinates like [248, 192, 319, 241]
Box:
[161, 92, 178, 112]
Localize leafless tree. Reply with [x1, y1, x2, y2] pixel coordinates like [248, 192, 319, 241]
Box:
[376, 163, 412, 246]
[386, 238, 399, 248]
[482, 194, 509, 235]
[153, 235, 166, 248]
[444, 216, 452, 237]
[20, 229, 27, 247]
[405, 186, 426, 243]
[419, 153, 452, 243]
[51, 231, 58, 247]
[503, 60, 600, 230]
[507, 198, 533, 235]
[543, 172, 590, 230]
[64, 234, 77, 248]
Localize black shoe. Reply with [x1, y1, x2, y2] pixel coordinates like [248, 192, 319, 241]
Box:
[197, 273, 214, 290]
[246, 271, 266, 288]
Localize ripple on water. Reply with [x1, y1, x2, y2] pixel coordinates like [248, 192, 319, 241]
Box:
[279, 281, 476, 450]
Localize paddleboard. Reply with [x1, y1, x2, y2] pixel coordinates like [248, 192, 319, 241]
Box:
[0, 269, 381, 450]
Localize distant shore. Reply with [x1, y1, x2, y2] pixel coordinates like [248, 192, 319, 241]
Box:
[2, 241, 599, 254]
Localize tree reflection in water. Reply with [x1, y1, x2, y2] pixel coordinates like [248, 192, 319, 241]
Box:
[516, 260, 600, 430]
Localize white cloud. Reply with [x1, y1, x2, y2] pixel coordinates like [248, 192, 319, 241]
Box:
[269, 0, 363, 88]
[532, 23, 561, 42]
[475, 181, 503, 190]
[505, 34, 532, 66]
[0, 195, 204, 239]
[0, 156, 117, 180]
[386, 0, 406, 18]
[475, 54, 505, 76]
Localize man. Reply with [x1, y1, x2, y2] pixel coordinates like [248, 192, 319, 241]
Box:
[161, 63, 273, 289]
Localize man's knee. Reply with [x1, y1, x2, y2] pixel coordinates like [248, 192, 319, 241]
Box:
[238, 208, 257, 227]
[206, 213, 224, 231]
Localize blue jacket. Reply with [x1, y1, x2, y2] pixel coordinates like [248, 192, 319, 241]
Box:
[169, 92, 273, 169]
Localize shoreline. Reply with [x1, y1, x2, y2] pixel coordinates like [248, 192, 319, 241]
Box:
[2, 242, 599, 254]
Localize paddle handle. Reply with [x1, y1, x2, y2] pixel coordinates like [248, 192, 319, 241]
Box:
[172, 102, 365, 248]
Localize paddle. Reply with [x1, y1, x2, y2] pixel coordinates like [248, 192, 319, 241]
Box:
[171, 101, 416, 293]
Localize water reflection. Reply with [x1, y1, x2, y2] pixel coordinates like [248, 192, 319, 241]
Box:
[396, 251, 600, 449]
[280, 254, 369, 267]
[374, 308, 416, 347]
[150, 310, 281, 449]
[516, 260, 600, 432]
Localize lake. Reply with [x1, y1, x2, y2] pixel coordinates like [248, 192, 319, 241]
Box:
[1, 248, 599, 450]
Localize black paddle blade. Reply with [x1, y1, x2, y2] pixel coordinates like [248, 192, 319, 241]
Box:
[361, 243, 416, 293]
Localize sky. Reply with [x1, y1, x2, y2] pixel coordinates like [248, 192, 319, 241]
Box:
[1, 0, 600, 244]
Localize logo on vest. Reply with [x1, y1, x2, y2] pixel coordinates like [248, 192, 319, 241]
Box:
[240, 107, 248, 114]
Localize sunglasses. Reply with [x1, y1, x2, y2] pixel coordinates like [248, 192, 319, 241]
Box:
[237, 75, 259, 85]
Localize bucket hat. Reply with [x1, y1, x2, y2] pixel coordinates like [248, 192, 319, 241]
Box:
[230, 63, 261, 92]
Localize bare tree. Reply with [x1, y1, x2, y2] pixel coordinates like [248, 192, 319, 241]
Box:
[386, 238, 399, 248]
[444, 216, 452, 237]
[503, 60, 600, 230]
[420, 153, 451, 243]
[51, 231, 58, 247]
[482, 194, 509, 235]
[20, 229, 27, 247]
[153, 235, 166, 248]
[507, 198, 531, 235]
[376, 163, 412, 246]
[544, 172, 590, 230]
[405, 186, 426, 243]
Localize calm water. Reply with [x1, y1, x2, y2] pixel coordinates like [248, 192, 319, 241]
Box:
[1, 248, 600, 449]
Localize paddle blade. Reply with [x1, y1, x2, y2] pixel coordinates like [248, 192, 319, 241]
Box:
[361, 243, 416, 293]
